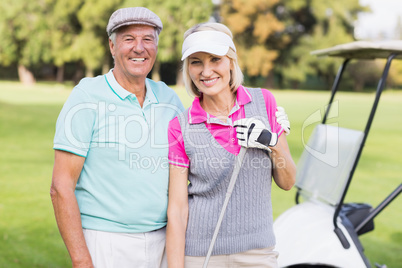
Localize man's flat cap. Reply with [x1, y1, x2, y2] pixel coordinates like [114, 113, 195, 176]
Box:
[106, 7, 163, 36]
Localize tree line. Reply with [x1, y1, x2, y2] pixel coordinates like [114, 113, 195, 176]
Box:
[1, 0, 401, 90]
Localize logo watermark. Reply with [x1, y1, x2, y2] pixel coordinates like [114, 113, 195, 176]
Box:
[301, 101, 339, 167]
[62, 101, 183, 160]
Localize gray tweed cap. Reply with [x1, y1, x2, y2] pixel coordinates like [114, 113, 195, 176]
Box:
[106, 7, 163, 36]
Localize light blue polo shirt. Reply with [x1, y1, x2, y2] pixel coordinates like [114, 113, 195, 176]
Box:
[54, 70, 184, 233]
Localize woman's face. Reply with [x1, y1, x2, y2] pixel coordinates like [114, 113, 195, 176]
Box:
[188, 52, 232, 97]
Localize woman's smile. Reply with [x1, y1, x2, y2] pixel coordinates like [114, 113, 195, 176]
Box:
[201, 77, 219, 86]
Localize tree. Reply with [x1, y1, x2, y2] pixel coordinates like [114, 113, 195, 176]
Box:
[0, 0, 123, 84]
[0, 0, 213, 84]
[219, 0, 286, 86]
[345, 60, 382, 91]
[275, 0, 368, 90]
[0, 0, 51, 85]
[46, 0, 85, 83]
[49, 0, 123, 80]
[387, 15, 402, 89]
[270, 0, 317, 88]
[74, 0, 123, 77]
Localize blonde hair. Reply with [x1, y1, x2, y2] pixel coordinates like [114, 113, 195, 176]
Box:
[182, 22, 244, 98]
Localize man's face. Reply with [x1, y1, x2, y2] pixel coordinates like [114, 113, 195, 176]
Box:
[109, 24, 158, 81]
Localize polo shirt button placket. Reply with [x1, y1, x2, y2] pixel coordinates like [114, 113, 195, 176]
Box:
[141, 109, 146, 121]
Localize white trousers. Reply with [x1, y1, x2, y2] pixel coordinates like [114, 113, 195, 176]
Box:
[83, 227, 167, 268]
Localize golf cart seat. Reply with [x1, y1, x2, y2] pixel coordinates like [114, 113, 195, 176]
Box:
[296, 124, 364, 206]
[296, 124, 375, 235]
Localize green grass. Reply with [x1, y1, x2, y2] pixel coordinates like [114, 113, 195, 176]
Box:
[0, 83, 71, 267]
[0, 81, 401, 267]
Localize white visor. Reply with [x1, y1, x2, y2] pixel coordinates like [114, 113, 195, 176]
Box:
[181, 31, 236, 61]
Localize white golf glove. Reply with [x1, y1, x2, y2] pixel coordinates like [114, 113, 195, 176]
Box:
[276, 106, 290, 135]
[234, 118, 278, 152]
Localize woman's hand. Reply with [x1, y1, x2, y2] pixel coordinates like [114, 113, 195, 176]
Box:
[234, 118, 278, 152]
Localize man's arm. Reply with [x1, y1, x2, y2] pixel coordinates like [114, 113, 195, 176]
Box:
[50, 150, 93, 268]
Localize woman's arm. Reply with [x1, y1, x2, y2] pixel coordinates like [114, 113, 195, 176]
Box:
[166, 164, 189, 268]
[270, 134, 296, 190]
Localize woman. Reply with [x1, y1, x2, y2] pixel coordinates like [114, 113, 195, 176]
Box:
[166, 22, 296, 268]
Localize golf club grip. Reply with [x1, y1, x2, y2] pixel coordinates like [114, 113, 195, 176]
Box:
[203, 147, 248, 268]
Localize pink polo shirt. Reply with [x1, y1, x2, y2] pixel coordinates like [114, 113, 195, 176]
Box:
[168, 86, 283, 167]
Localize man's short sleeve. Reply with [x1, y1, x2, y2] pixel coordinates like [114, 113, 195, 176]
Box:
[53, 87, 97, 157]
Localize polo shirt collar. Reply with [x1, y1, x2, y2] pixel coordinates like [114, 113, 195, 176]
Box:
[105, 69, 158, 104]
[236, 85, 252, 106]
[187, 97, 207, 124]
[188, 85, 252, 125]
[144, 79, 159, 105]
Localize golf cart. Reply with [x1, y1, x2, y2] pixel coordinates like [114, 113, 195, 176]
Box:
[273, 41, 402, 268]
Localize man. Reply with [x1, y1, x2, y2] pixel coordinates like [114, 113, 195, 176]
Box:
[50, 7, 184, 268]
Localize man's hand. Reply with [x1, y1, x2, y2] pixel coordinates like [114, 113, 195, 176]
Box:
[276, 106, 290, 135]
[234, 118, 278, 152]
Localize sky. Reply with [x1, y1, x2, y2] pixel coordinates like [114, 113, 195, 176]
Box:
[354, 0, 402, 40]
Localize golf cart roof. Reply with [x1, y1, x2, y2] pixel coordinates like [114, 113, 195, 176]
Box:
[311, 40, 402, 59]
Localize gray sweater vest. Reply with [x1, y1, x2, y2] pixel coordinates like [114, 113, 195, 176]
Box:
[177, 88, 276, 256]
